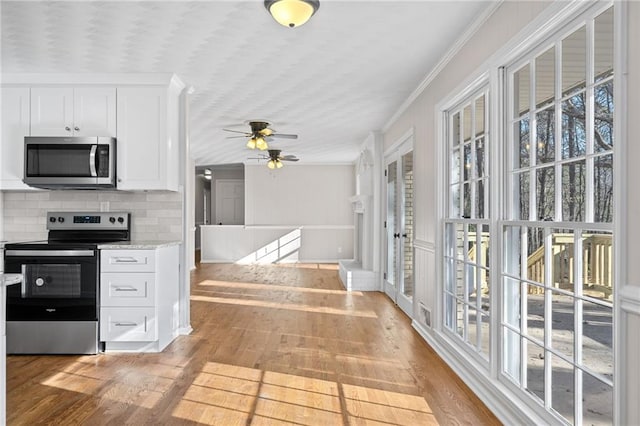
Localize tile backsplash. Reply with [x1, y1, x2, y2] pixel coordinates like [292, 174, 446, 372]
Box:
[2, 191, 183, 242]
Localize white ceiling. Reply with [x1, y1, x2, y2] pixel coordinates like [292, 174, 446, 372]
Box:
[1, 0, 493, 166]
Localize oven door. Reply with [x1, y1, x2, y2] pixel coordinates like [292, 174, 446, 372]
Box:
[5, 249, 98, 321]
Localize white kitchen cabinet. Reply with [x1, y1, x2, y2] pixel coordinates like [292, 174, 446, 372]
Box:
[100, 245, 179, 352]
[30, 87, 116, 137]
[0, 87, 33, 190]
[116, 77, 183, 191]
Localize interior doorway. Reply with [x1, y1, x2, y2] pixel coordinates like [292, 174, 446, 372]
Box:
[384, 139, 414, 317]
[215, 179, 244, 225]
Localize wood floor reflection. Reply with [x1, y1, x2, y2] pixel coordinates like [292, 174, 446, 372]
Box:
[6, 263, 499, 425]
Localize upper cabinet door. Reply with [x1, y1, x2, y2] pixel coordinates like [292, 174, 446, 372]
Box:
[30, 87, 116, 137]
[0, 87, 34, 190]
[73, 87, 116, 137]
[30, 87, 74, 136]
[116, 86, 169, 191]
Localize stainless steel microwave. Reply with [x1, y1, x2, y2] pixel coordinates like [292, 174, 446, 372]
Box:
[23, 136, 116, 189]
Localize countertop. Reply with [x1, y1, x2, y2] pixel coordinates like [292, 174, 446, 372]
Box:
[97, 240, 182, 250]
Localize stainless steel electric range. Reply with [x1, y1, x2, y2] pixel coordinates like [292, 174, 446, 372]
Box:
[4, 211, 130, 354]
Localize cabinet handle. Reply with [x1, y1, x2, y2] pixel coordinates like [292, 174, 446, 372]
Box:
[114, 322, 138, 327]
[114, 286, 138, 292]
[74, 126, 80, 131]
[112, 257, 139, 263]
[65, 126, 71, 131]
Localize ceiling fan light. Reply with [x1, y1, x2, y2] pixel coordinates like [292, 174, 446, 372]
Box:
[265, 0, 319, 28]
[247, 138, 257, 149]
[276, 160, 284, 169]
[267, 159, 276, 169]
[256, 137, 268, 151]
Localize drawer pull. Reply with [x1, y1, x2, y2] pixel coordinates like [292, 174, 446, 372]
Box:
[114, 322, 138, 327]
[114, 286, 138, 292]
[112, 257, 140, 263]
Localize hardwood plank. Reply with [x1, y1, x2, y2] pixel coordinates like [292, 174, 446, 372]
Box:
[7, 263, 500, 425]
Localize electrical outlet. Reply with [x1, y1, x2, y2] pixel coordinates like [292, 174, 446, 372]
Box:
[337, 247, 342, 254]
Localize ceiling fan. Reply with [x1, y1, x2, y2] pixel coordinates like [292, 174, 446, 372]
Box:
[223, 121, 298, 151]
[250, 149, 299, 169]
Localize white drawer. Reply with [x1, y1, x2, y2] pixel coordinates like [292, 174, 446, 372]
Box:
[101, 250, 155, 272]
[100, 307, 157, 342]
[100, 272, 155, 307]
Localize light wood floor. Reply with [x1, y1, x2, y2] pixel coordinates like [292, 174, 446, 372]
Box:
[7, 263, 500, 425]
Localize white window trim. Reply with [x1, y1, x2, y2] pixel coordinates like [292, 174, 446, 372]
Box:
[430, 1, 621, 424]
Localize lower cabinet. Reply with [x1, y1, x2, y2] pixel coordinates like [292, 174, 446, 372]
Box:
[99, 245, 179, 352]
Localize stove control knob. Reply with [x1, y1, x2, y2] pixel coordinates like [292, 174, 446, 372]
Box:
[49, 217, 56, 223]
[109, 217, 116, 223]
[58, 217, 65, 223]
[117, 217, 124, 224]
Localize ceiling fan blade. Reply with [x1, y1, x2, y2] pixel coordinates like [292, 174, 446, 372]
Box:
[281, 157, 299, 162]
[223, 128, 251, 135]
[271, 133, 298, 139]
[225, 135, 250, 139]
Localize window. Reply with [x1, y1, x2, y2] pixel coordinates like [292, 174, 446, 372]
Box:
[502, 6, 614, 424]
[444, 88, 491, 361]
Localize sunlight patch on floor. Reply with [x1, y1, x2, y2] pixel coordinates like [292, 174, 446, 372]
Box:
[197, 279, 363, 296]
[172, 361, 437, 425]
[190, 294, 378, 318]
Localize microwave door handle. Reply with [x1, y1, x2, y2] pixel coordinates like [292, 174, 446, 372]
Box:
[89, 145, 97, 177]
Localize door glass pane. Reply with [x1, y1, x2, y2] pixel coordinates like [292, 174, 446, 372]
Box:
[583, 373, 613, 425]
[594, 154, 613, 223]
[514, 65, 530, 117]
[452, 112, 461, 146]
[536, 47, 556, 106]
[551, 290, 574, 360]
[536, 166, 555, 220]
[518, 172, 530, 220]
[386, 161, 397, 285]
[526, 227, 545, 284]
[582, 300, 613, 380]
[480, 313, 490, 358]
[525, 339, 545, 403]
[451, 147, 461, 184]
[594, 81, 614, 153]
[561, 92, 586, 159]
[594, 7, 614, 82]
[562, 26, 586, 96]
[402, 151, 414, 298]
[475, 95, 485, 136]
[551, 355, 575, 423]
[516, 118, 530, 168]
[526, 284, 545, 343]
[463, 105, 472, 142]
[562, 160, 586, 221]
[468, 307, 478, 347]
[551, 230, 574, 294]
[582, 230, 613, 300]
[536, 106, 555, 164]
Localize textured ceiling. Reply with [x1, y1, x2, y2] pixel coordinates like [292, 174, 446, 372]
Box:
[1, 0, 492, 166]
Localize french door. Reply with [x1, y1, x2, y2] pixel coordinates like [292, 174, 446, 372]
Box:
[384, 144, 414, 317]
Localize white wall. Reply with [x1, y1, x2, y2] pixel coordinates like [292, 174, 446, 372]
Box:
[201, 164, 355, 263]
[245, 165, 353, 226]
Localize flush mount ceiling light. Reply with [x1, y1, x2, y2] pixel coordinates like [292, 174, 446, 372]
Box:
[264, 0, 320, 28]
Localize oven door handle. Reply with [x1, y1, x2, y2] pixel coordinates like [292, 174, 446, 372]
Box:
[5, 249, 95, 257]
